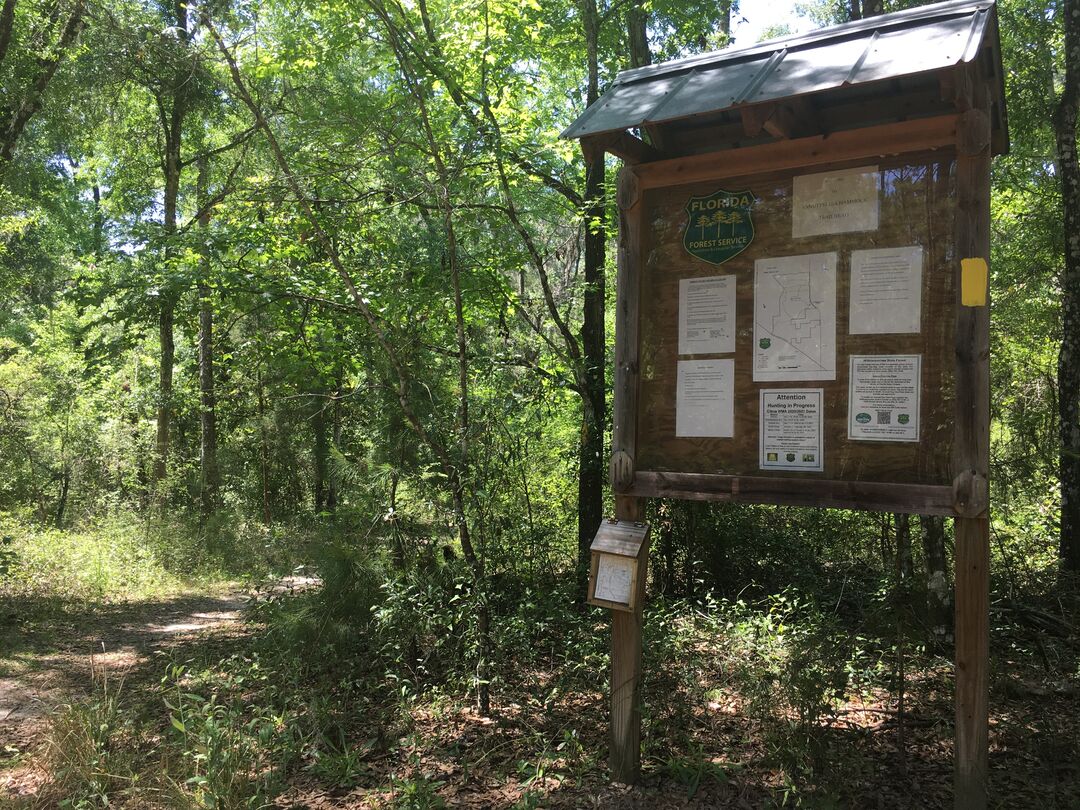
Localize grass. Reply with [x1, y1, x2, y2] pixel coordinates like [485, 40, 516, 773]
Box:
[32, 662, 140, 810]
[0, 507, 321, 608]
[8, 597, 1080, 808]
[5, 526, 184, 603]
[2, 516, 1078, 809]
[1, 514, 213, 605]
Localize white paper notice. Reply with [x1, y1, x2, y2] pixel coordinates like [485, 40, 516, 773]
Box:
[594, 554, 634, 604]
[753, 252, 837, 382]
[759, 389, 824, 472]
[848, 355, 921, 442]
[676, 359, 735, 438]
[679, 275, 736, 355]
[792, 165, 880, 238]
[849, 246, 923, 334]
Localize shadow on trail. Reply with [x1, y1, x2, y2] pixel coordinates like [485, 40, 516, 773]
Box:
[1, 591, 246, 656]
[0, 590, 248, 732]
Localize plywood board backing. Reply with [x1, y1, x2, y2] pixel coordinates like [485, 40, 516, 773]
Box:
[635, 152, 957, 485]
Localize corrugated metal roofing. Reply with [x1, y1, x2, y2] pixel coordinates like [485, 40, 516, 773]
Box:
[562, 0, 1000, 140]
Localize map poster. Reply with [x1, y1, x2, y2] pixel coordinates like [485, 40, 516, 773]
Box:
[791, 165, 880, 238]
[849, 246, 923, 335]
[848, 355, 921, 442]
[759, 389, 824, 472]
[753, 252, 837, 382]
[676, 359, 735, 437]
[594, 554, 634, 604]
[679, 275, 736, 355]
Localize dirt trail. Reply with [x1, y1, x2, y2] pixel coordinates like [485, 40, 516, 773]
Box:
[0, 590, 248, 799]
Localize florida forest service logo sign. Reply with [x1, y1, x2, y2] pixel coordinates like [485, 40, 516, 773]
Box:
[683, 189, 755, 265]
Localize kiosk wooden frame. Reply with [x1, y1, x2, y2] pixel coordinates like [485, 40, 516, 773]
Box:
[564, 2, 1006, 807]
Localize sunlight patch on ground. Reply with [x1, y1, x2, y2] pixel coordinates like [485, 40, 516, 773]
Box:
[139, 609, 241, 635]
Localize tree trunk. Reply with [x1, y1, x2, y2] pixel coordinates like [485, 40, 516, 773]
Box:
[327, 374, 342, 510]
[896, 512, 914, 584]
[0, 0, 85, 172]
[197, 157, 219, 519]
[684, 502, 698, 598]
[258, 365, 271, 525]
[0, 0, 17, 66]
[446, 229, 491, 715]
[54, 467, 69, 528]
[577, 154, 605, 594]
[920, 514, 952, 645]
[576, 0, 607, 598]
[1058, 0, 1080, 573]
[313, 396, 329, 510]
[847, 0, 882, 23]
[657, 505, 675, 594]
[878, 513, 891, 570]
[152, 0, 189, 490]
[627, 0, 650, 70]
[154, 303, 174, 486]
[92, 184, 104, 259]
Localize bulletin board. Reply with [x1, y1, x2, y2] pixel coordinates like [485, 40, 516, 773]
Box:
[614, 150, 969, 516]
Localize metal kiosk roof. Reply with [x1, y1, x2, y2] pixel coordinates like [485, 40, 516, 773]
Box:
[563, 0, 1008, 161]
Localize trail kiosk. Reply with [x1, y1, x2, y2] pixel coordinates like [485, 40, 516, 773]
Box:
[564, 1, 1007, 806]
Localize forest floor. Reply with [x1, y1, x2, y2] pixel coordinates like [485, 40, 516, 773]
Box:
[0, 585, 249, 799]
[1, 574, 1078, 809]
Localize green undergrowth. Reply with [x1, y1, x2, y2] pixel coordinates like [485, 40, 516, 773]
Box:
[0, 510, 323, 605]
[1, 517, 190, 604]
[8, 518, 1077, 808]
[17, 563, 961, 809]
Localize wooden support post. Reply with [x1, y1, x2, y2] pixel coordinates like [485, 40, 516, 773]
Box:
[610, 494, 646, 784]
[609, 166, 646, 784]
[954, 516, 989, 809]
[952, 80, 991, 810]
[611, 167, 642, 493]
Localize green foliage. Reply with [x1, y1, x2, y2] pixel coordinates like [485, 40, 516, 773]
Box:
[162, 658, 299, 808]
[36, 668, 137, 810]
[388, 749, 448, 810]
[0, 514, 189, 602]
[0, 511, 310, 606]
[657, 741, 731, 799]
[254, 540, 385, 656]
[639, 586, 892, 794]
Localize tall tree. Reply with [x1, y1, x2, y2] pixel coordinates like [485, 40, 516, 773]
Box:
[151, 0, 194, 488]
[210, 15, 495, 711]
[1056, 0, 1080, 572]
[196, 154, 219, 517]
[626, 0, 650, 69]
[578, 0, 607, 592]
[921, 514, 951, 642]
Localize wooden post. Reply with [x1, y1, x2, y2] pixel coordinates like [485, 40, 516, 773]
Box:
[952, 79, 992, 810]
[611, 494, 646, 783]
[609, 166, 646, 784]
[610, 167, 642, 494]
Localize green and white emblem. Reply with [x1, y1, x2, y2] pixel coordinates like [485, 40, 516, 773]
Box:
[683, 189, 755, 265]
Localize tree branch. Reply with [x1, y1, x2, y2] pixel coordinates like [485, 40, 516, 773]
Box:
[209, 18, 452, 469]
[0, 0, 85, 169]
